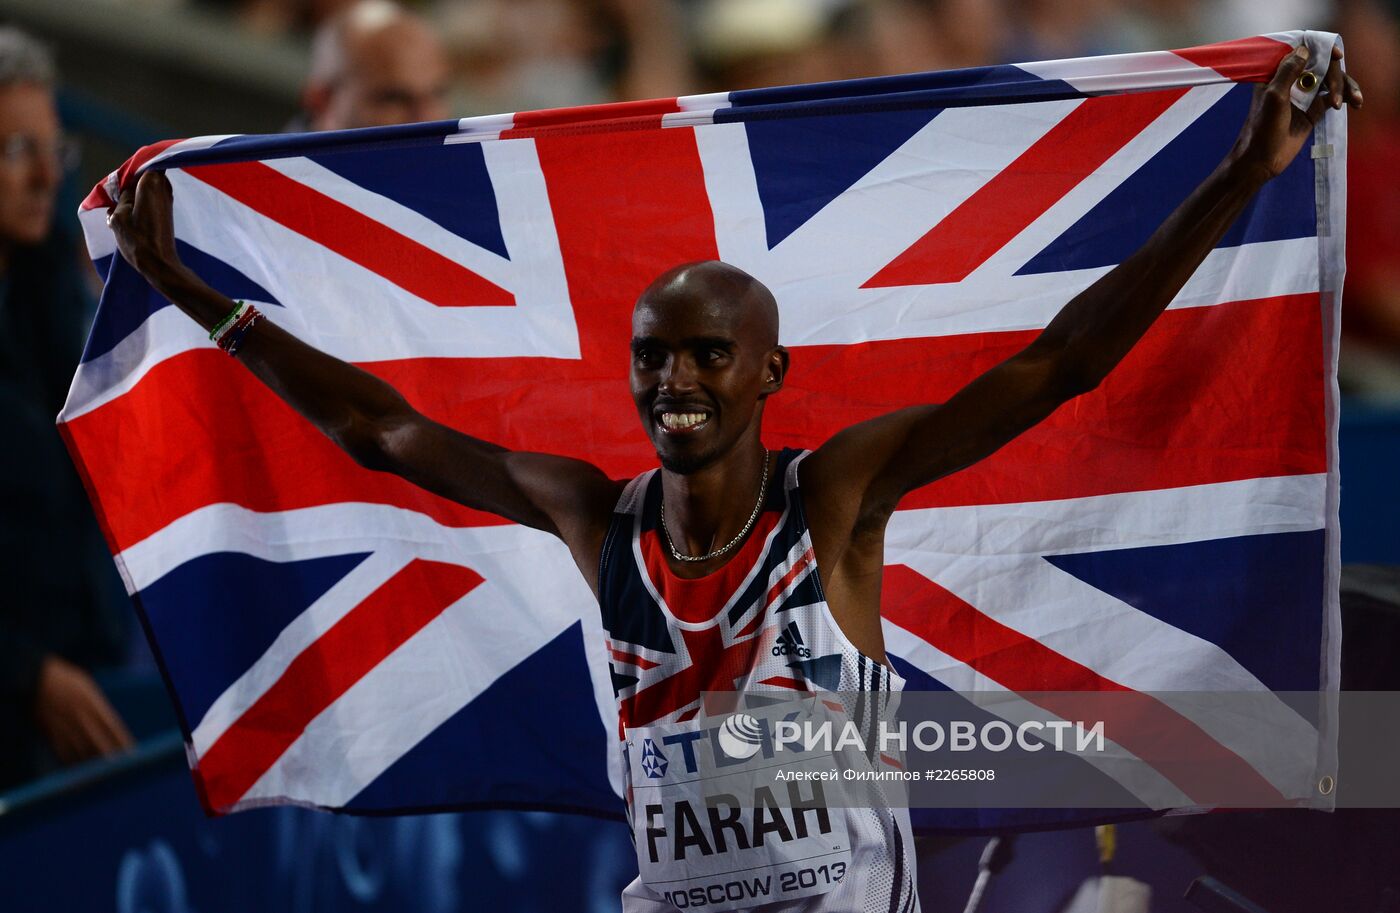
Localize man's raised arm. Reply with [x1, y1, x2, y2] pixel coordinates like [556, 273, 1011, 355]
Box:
[107, 172, 620, 589]
[804, 43, 1361, 528]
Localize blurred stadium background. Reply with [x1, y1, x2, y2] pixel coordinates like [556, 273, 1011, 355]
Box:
[1, 0, 1397, 910]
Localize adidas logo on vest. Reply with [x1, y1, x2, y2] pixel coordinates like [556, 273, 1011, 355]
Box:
[771, 621, 812, 658]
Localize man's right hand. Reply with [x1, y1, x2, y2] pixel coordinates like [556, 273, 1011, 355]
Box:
[33, 654, 135, 764]
[107, 171, 185, 293]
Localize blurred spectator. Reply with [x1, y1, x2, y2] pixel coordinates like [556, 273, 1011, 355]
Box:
[299, 0, 451, 130]
[1002, 0, 1121, 61]
[869, 0, 1012, 73]
[433, 0, 696, 112]
[692, 0, 875, 91]
[0, 26, 134, 791]
[236, 0, 359, 37]
[1102, 0, 1333, 53]
[1336, 0, 1400, 397]
[437, 0, 618, 111]
[596, 0, 696, 102]
[1204, 0, 1335, 37]
[1098, 0, 1217, 51]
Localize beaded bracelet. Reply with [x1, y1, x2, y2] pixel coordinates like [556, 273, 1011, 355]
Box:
[210, 300, 263, 356]
[222, 309, 262, 357]
[208, 300, 247, 343]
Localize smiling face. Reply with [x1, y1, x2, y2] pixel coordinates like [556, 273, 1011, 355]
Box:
[631, 262, 786, 475]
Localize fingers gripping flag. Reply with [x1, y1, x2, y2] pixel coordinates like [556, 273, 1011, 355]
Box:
[64, 31, 1345, 829]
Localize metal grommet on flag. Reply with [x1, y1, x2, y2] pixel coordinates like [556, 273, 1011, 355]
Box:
[1318, 775, 1336, 795]
[1288, 30, 1339, 111]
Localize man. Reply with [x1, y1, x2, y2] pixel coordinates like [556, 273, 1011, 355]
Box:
[106, 45, 1359, 912]
[0, 26, 133, 789]
[300, 0, 451, 131]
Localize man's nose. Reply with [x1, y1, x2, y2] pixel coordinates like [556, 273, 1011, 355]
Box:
[658, 355, 698, 395]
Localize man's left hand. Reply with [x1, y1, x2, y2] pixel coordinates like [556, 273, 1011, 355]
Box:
[1232, 42, 1363, 182]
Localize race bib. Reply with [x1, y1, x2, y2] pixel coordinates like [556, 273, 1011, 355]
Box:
[624, 698, 854, 911]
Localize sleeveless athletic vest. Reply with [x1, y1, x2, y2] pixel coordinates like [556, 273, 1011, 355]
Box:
[599, 448, 920, 913]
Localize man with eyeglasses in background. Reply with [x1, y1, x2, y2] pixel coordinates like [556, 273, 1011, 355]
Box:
[295, 0, 452, 133]
[0, 25, 135, 790]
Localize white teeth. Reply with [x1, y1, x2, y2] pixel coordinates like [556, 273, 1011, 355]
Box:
[661, 412, 709, 430]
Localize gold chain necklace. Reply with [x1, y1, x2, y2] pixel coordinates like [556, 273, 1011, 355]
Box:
[660, 451, 771, 563]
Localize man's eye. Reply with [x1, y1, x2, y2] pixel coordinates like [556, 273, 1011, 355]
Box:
[703, 349, 728, 363]
[634, 350, 661, 367]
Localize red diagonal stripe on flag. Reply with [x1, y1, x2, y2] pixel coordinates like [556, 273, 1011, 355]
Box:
[863, 88, 1187, 288]
[610, 647, 660, 670]
[1173, 36, 1291, 83]
[195, 559, 484, 812]
[185, 161, 515, 308]
[881, 564, 1285, 805]
[765, 548, 814, 609]
[758, 675, 812, 691]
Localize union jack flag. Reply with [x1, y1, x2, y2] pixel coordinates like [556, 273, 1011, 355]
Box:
[64, 30, 1345, 830]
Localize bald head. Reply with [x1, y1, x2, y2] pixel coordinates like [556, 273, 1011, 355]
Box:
[304, 0, 451, 131]
[636, 260, 779, 348]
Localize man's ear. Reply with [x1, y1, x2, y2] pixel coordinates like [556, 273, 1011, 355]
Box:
[760, 346, 790, 397]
